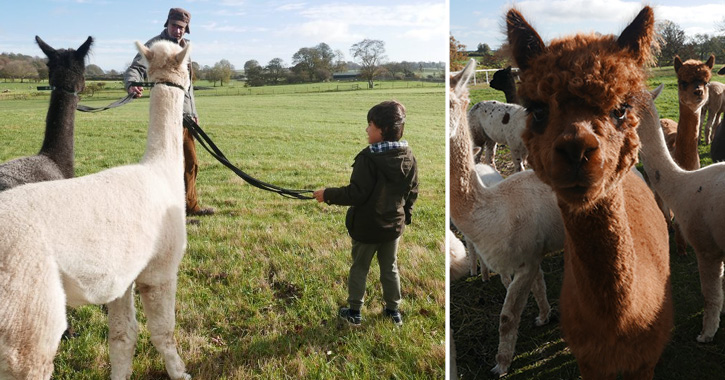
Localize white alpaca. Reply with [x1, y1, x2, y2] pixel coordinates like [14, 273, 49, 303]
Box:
[450, 59, 565, 376]
[467, 100, 528, 172]
[0, 40, 192, 380]
[467, 154, 504, 280]
[701, 81, 725, 145]
[639, 84, 725, 342]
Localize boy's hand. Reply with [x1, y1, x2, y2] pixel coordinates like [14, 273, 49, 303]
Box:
[313, 189, 325, 203]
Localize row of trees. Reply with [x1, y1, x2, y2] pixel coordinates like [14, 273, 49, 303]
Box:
[1, 38, 444, 88]
[451, 19, 725, 70]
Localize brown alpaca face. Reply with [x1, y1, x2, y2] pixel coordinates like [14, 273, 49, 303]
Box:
[507, 7, 654, 211]
[675, 55, 714, 112]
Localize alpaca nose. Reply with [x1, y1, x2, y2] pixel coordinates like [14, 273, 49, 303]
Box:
[555, 127, 599, 166]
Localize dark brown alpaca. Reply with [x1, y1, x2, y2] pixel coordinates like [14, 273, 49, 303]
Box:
[489, 66, 520, 104]
[507, 6, 673, 379]
[0, 36, 92, 191]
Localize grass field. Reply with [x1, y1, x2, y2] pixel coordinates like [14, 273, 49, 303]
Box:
[452, 67, 725, 379]
[0, 84, 445, 379]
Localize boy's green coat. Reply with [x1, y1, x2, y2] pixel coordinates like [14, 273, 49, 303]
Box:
[324, 146, 418, 243]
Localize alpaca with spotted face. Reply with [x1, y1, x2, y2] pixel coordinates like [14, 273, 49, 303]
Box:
[0, 40, 191, 380]
[508, 6, 673, 379]
[0, 36, 92, 191]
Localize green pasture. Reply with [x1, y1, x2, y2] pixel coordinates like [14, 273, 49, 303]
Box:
[0, 79, 443, 101]
[0, 85, 445, 379]
[453, 66, 725, 379]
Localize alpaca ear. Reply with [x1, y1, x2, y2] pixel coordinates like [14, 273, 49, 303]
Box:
[451, 59, 476, 96]
[506, 8, 545, 72]
[616, 6, 655, 65]
[650, 83, 664, 100]
[35, 36, 58, 60]
[674, 55, 683, 73]
[718, 66, 725, 75]
[175, 43, 191, 67]
[706, 54, 715, 69]
[136, 41, 152, 61]
[75, 36, 93, 61]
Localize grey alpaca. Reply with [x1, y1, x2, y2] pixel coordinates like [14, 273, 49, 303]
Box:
[0, 36, 92, 191]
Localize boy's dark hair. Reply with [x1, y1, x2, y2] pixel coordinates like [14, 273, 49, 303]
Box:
[367, 100, 406, 141]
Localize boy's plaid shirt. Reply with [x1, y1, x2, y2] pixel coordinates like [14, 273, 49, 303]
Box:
[369, 140, 408, 153]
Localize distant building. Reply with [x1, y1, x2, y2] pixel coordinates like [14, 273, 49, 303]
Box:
[332, 71, 360, 81]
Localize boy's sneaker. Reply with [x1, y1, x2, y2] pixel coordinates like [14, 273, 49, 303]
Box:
[384, 308, 403, 326]
[339, 307, 362, 327]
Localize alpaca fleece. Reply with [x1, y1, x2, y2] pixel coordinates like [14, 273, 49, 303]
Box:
[508, 6, 673, 379]
[638, 85, 725, 344]
[0, 36, 92, 191]
[0, 40, 192, 380]
[449, 59, 564, 376]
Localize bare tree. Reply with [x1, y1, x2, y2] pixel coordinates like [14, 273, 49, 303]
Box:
[656, 20, 686, 66]
[350, 39, 386, 89]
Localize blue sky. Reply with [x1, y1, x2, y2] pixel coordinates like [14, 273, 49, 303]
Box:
[0, 0, 448, 72]
[452, 0, 725, 52]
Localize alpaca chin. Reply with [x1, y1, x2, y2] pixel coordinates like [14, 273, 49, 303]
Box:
[681, 94, 709, 113]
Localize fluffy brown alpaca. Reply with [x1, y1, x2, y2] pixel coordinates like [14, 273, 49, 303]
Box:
[507, 6, 673, 379]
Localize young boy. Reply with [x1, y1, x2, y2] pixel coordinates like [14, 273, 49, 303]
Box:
[313, 100, 418, 327]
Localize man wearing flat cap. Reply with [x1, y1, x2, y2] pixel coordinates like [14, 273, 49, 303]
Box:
[124, 7, 215, 217]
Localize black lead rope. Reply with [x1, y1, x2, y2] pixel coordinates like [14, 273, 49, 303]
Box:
[46, 81, 314, 199]
[183, 115, 315, 200]
[74, 82, 180, 113]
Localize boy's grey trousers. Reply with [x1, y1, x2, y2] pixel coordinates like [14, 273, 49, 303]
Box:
[347, 238, 401, 311]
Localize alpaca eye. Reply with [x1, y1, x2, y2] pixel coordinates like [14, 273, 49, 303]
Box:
[611, 104, 630, 122]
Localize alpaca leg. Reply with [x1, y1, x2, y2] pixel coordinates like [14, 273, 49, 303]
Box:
[705, 110, 716, 145]
[530, 267, 550, 326]
[137, 279, 191, 380]
[499, 273, 512, 289]
[492, 268, 538, 376]
[0, 257, 66, 379]
[674, 222, 688, 256]
[483, 140, 497, 169]
[696, 255, 724, 342]
[108, 284, 139, 380]
[511, 148, 526, 172]
[465, 237, 478, 277]
[474, 245, 490, 282]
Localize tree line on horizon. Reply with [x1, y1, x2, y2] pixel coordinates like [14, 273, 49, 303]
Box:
[0, 38, 444, 89]
[450, 19, 725, 71]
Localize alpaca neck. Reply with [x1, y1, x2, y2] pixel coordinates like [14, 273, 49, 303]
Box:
[449, 102, 488, 224]
[561, 189, 636, 314]
[142, 85, 185, 170]
[638, 107, 687, 204]
[673, 101, 702, 170]
[39, 90, 79, 178]
[504, 85, 519, 105]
